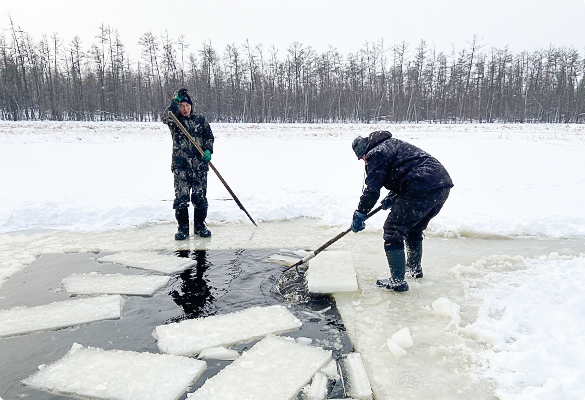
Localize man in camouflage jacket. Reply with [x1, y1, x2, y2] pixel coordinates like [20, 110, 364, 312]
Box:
[350, 130, 453, 292]
[162, 88, 214, 240]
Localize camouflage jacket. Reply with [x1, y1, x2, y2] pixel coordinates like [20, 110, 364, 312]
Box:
[162, 100, 214, 172]
[357, 130, 453, 213]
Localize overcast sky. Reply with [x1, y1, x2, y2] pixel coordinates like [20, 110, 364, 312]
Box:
[2, 0, 585, 60]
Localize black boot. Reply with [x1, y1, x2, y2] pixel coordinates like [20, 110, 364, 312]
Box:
[376, 245, 409, 292]
[174, 208, 189, 240]
[405, 236, 423, 279]
[193, 207, 211, 238]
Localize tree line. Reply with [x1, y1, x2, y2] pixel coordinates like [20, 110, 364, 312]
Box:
[1, 21, 585, 123]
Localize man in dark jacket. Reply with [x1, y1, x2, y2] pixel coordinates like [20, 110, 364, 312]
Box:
[162, 88, 214, 240]
[350, 131, 453, 292]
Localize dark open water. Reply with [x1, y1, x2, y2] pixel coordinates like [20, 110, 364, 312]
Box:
[0, 249, 353, 400]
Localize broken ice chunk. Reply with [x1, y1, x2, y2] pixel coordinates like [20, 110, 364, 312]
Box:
[344, 353, 373, 399]
[386, 339, 408, 358]
[265, 254, 301, 266]
[0, 295, 123, 338]
[306, 371, 328, 400]
[98, 252, 196, 274]
[306, 251, 358, 293]
[22, 343, 206, 400]
[320, 359, 340, 380]
[390, 327, 413, 349]
[187, 335, 331, 400]
[154, 305, 302, 356]
[62, 273, 170, 296]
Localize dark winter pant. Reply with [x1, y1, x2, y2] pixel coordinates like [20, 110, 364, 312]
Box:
[383, 186, 450, 245]
[172, 169, 208, 211]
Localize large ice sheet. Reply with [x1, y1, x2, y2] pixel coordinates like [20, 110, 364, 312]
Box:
[62, 272, 170, 296]
[188, 335, 331, 400]
[22, 343, 206, 400]
[98, 251, 195, 274]
[155, 305, 302, 356]
[0, 295, 123, 338]
[306, 251, 358, 293]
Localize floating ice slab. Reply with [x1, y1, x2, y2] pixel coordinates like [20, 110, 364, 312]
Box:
[0, 295, 123, 338]
[197, 346, 240, 361]
[306, 251, 358, 293]
[62, 272, 170, 296]
[188, 335, 331, 400]
[344, 353, 373, 400]
[22, 343, 206, 400]
[155, 305, 302, 356]
[265, 254, 301, 266]
[99, 252, 196, 274]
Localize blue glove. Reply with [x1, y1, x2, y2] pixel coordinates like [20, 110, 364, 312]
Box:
[351, 210, 367, 232]
[202, 150, 211, 163]
[381, 193, 396, 210]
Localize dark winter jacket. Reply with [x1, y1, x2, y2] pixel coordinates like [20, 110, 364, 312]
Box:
[162, 100, 214, 172]
[357, 131, 453, 213]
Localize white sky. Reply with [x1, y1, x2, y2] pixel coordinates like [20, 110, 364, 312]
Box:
[2, 0, 585, 60]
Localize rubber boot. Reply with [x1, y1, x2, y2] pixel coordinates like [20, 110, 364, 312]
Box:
[174, 208, 189, 240]
[405, 236, 423, 279]
[193, 207, 211, 238]
[377, 246, 409, 292]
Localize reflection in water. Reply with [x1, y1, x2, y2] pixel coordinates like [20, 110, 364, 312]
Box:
[170, 250, 215, 321]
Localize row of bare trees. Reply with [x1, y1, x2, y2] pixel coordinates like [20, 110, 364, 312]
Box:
[2, 21, 585, 123]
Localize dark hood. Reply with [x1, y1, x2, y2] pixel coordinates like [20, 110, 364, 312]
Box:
[365, 130, 392, 153]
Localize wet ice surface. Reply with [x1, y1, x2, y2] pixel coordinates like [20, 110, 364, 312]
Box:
[0, 220, 584, 399]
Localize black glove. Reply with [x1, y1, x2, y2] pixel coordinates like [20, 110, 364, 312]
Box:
[351, 210, 367, 232]
[381, 193, 396, 210]
[169, 99, 180, 115]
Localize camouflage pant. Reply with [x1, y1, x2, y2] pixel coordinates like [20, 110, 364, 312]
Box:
[383, 186, 450, 244]
[172, 169, 208, 210]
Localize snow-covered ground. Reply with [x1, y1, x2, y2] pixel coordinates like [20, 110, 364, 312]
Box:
[1, 121, 584, 399]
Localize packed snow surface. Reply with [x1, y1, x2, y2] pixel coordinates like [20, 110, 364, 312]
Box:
[0, 295, 123, 338]
[187, 335, 332, 400]
[22, 343, 206, 400]
[154, 305, 302, 356]
[1, 121, 584, 239]
[455, 253, 585, 400]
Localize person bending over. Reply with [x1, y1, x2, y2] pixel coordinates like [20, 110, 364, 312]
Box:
[350, 130, 453, 292]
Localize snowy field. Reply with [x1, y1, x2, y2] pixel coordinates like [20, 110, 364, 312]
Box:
[0, 121, 584, 400]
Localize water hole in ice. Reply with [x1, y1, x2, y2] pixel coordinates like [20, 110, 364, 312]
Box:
[0, 249, 353, 400]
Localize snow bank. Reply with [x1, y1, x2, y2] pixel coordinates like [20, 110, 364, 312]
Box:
[1, 122, 584, 239]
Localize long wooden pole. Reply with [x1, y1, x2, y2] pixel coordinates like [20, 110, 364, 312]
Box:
[284, 204, 384, 274]
[167, 112, 258, 227]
